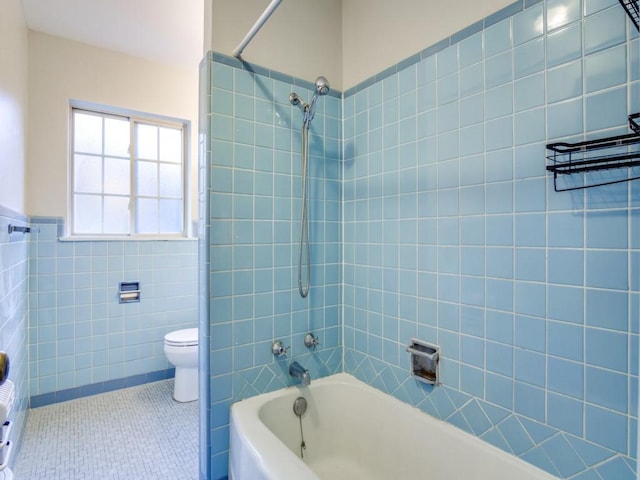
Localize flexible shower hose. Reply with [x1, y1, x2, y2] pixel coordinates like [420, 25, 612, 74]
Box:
[298, 121, 311, 298]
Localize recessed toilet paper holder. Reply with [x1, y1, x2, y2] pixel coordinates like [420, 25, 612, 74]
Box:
[406, 338, 440, 386]
[119, 282, 140, 303]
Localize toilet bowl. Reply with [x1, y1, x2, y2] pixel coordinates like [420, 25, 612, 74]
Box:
[164, 328, 198, 402]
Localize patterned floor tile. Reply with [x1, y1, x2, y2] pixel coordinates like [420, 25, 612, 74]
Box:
[14, 380, 198, 480]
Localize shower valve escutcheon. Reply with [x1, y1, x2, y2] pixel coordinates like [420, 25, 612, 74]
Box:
[303, 333, 319, 349]
[271, 341, 289, 357]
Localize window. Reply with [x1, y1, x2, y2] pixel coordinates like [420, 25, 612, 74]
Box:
[70, 105, 189, 237]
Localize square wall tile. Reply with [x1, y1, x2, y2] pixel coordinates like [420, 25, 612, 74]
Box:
[547, 392, 584, 436]
[585, 288, 628, 331]
[548, 356, 584, 401]
[586, 250, 628, 290]
[515, 73, 545, 111]
[547, 98, 583, 139]
[586, 327, 628, 371]
[547, 60, 583, 103]
[547, 0, 582, 31]
[586, 366, 628, 413]
[459, 33, 483, 68]
[584, 44, 627, 93]
[486, 84, 514, 120]
[584, 6, 627, 54]
[585, 405, 628, 452]
[514, 38, 545, 79]
[547, 22, 583, 67]
[484, 19, 512, 58]
[513, 4, 545, 45]
[485, 52, 513, 88]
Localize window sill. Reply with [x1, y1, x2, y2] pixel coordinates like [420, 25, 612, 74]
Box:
[58, 235, 197, 242]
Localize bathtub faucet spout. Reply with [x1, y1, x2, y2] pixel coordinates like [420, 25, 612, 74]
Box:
[289, 361, 311, 386]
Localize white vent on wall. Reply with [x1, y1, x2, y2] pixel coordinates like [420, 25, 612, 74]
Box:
[0, 381, 15, 425]
[0, 380, 14, 476]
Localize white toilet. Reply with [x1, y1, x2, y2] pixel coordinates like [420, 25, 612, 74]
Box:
[164, 328, 198, 402]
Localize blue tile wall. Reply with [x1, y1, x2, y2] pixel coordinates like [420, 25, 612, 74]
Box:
[27, 217, 198, 399]
[204, 53, 342, 479]
[343, 1, 639, 479]
[0, 206, 30, 469]
[200, 2, 638, 479]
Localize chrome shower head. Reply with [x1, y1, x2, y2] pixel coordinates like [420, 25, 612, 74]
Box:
[290, 75, 330, 127]
[315, 76, 330, 95]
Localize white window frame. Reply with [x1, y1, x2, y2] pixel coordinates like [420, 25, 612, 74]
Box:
[66, 100, 191, 240]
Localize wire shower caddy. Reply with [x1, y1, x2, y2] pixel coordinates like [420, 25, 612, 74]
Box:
[546, 114, 640, 192]
[619, 0, 640, 30]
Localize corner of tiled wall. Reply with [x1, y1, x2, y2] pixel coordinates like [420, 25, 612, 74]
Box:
[198, 50, 214, 480]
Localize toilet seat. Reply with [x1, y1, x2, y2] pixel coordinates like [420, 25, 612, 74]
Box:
[164, 328, 198, 347]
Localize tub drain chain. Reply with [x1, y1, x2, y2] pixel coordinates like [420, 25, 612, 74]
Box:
[298, 415, 306, 458]
[293, 397, 308, 459]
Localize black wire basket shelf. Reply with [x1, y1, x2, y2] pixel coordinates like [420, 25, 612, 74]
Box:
[619, 0, 640, 30]
[546, 114, 640, 192]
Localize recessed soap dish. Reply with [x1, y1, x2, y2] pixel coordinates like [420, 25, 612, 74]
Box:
[406, 338, 440, 386]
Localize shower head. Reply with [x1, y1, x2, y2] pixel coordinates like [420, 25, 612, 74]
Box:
[315, 76, 330, 96]
[290, 75, 330, 127]
[307, 76, 330, 122]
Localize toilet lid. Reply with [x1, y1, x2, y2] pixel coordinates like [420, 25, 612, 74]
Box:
[164, 328, 198, 346]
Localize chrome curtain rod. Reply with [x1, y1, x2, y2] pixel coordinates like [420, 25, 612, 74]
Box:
[233, 0, 284, 59]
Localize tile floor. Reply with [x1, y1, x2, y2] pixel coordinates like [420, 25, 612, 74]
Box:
[14, 380, 198, 479]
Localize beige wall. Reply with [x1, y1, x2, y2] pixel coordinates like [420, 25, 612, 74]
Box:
[207, 1, 521, 91]
[27, 32, 199, 220]
[342, 0, 516, 89]
[0, 0, 28, 214]
[209, 0, 343, 91]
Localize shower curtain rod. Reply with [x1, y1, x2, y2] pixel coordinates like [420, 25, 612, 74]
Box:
[233, 0, 284, 58]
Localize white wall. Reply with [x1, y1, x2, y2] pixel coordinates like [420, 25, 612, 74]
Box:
[342, 0, 516, 89]
[26, 32, 199, 220]
[0, 0, 28, 214]
[209, 0, 343, 91]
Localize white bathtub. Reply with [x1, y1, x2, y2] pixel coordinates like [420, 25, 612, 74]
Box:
[229, 373, 558, 480]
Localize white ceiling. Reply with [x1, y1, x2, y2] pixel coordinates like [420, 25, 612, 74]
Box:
[20, 0, 204, 69]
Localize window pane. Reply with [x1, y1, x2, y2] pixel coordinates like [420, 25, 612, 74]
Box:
[74, 112, 102, 154]
[71, 108, 186, 237]
[104, 117, 130, 157]
[136, 198, 158, 234]
[159, 199, 182, 233]
[104, 157, 130, 195]
[74, 155, 102, 193]
[136, 124, 158, 160]
[159, 163, 182, 198]
[74, 194, 102, 234]
[159, 127, 182, 163]
[103, 196, 129, 234]
[136, 160, 158, 196]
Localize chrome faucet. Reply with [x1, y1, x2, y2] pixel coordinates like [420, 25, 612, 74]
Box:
[289, 361, 311, 386]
